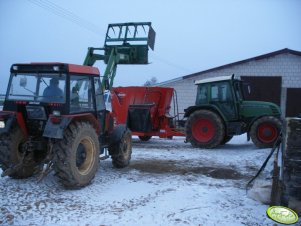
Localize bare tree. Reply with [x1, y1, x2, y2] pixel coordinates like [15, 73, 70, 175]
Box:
[144, 76, 158, 86]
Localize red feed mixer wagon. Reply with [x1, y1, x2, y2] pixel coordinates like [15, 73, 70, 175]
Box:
[110, 86, 185, 141]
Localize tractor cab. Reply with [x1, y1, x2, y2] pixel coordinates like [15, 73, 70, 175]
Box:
[195, 75, 240, 121]
[194, 75, 281, 122]
[2, 62, 108, 140]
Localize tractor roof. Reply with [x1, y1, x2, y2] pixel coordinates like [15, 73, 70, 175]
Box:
[68, 64, 99, 75]
[11, 63, 100, 76]
[194, 75, 236, 85]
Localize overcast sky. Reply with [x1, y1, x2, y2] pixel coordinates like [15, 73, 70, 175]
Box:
[0, 0, 300, 92]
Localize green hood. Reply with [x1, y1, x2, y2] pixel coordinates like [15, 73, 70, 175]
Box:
[240, 101, 281, 118]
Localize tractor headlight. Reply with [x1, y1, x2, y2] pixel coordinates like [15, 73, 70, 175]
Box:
[0, 121, 5, 128]
[53, 66, 60, 71]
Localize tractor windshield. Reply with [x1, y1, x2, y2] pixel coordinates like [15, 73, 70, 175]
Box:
[7, 73, 66, 103]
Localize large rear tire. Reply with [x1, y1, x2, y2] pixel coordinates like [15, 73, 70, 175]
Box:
[0, 127, 37, 179]
[110, 129, 132, 168]
[185, 110, 225, 149]
[250, 116, 282, 148]
[53, 121, 99, 188]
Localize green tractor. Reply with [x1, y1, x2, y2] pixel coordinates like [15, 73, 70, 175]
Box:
[184, 75, 282, 149]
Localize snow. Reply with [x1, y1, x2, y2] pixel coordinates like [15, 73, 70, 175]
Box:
[0, 135, 298, 225]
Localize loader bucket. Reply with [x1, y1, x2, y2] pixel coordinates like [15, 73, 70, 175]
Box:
[104, 22, 155, 64]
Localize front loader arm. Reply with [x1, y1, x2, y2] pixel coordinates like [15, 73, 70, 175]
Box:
[83, 47, 105, 67]
[102, 48, 119, 90]
[83, 47, 124, 90]
[83, 22, 155, 91]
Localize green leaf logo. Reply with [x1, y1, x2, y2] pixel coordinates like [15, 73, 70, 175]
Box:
[267, 206, 299, 225]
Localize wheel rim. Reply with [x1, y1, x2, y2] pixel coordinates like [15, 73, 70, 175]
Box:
[76, 136, 95, 175]
[192, 118, 215, 142]
[122, 134, 131, 159]
[257, 123, 278, 143]
[17, 143, 25, 160]
[17, 137, 29, 163]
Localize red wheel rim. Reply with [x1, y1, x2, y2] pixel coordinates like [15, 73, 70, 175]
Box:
[192, 118, 215, 142]
[257, 123, 278, 143]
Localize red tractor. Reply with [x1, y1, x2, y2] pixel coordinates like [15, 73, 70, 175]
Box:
[0, 22, 155, 188]
[0, 63, 132, 188]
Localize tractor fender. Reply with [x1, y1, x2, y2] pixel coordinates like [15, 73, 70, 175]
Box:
[184, 105, 227, 122]
[0, 111, 27, 136]
[108, 124, 128, 146]
[43, 117, 72, 139]
[246, 114, 283, 141]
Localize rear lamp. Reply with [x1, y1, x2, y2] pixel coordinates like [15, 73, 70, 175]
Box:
[50, 117, 61, 124]
[50, 110, 61, 124]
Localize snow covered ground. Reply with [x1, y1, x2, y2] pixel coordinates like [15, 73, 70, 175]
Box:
[0, 135, 297, 225]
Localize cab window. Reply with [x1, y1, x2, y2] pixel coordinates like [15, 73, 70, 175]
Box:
[70, 75, 94, 113]
[196, 84, 208, 105]
[210, 82, 232, 102]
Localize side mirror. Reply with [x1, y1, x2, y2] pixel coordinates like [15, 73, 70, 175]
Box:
[20, 77, 27, 87]
[241, 82, 251, 95]
[247, 85, 251, 94]
[104, 90, 112, 112]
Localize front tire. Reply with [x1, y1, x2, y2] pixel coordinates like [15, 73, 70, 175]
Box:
[250, 116, 282, 148]
[0, 127, 37, 179]
[185, 110, 225, 149]
[53, 122, 100, 188]
[110, 129, 132, 168]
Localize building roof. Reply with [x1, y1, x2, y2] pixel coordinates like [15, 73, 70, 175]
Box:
[157, 48, 301, 85]
[195, 75, 234, 84]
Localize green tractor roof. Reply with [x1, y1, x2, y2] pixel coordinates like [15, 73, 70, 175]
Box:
[194, 74, 236, 85]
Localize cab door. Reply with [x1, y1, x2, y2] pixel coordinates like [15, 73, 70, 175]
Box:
[210, 81, 238, 121]
[93, 77, 107, 133]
